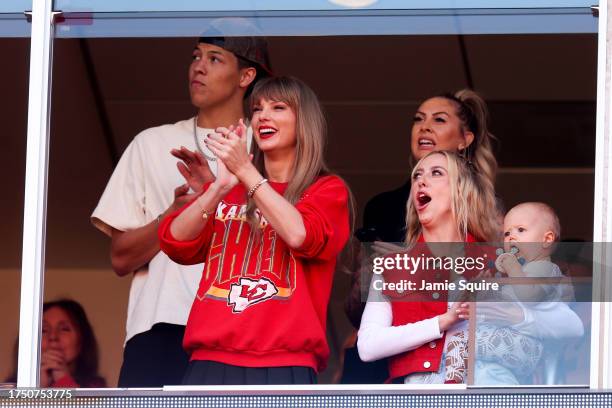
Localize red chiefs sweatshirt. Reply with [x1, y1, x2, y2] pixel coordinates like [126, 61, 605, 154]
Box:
[159, 175, 350, 373]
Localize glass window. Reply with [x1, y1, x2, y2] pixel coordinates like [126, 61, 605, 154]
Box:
[472, 241, 593, 386]
[0, 4, 31, 37]
[54, 9, 597, 39]
[0, 4, 30, 386]
[43, 4, 596, 388]
[53, 0, 597, 13]
[0, 0, 31, 13]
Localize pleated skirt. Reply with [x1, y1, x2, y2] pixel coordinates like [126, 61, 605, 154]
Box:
[183, 360, 317, 385]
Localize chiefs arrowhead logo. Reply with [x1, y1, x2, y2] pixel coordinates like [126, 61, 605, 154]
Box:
[228, 277, 278, 313]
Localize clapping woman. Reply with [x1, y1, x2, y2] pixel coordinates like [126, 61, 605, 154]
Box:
[159, 76, 351, 385]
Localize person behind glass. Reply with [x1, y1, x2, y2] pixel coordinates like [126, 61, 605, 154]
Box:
[159, 76, 351, 385]
[475, 202, 583, 385]
[359, 90, 497, 244]
[40, 300, 106, 388]
[341, 91, 498, 384]
[358, 151, 499, 384]
[91, 35, 271, 387]
[347, 90, 498, 327]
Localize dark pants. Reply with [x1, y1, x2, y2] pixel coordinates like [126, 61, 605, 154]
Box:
[183, 360, 317, 385]
[339, 346, 389, 384]
[118, 323, 189, 387]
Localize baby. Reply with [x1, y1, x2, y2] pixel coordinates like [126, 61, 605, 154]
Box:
[497, 202, 562, 300]
[476, 202, 564, 385]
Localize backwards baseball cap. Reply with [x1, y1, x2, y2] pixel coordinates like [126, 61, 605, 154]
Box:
[198, 36, 272, 76]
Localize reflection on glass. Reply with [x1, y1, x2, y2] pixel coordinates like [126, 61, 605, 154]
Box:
[46, 11, 596, 386]
[473, 242, 593, 386]
[53, 0, 597, 13]
[54, 10, 597, 39]
[355, 241, 593, 386]
[474, 301, 591, 386]
[0, 0, 31, 13]
[0, 3, 31, 38]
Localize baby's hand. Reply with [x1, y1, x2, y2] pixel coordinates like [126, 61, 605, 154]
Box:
[439, 303, 470, 332]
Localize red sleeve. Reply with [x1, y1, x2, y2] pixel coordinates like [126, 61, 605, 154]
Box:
[51, 374, 79, 388]
[158, 183, 216, 265]
[293, 175, 350, 261]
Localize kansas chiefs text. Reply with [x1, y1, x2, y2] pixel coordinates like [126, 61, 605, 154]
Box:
[197, 203, 298, 311]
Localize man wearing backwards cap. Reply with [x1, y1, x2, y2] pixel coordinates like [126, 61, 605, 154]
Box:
[91, 35, 271, 387]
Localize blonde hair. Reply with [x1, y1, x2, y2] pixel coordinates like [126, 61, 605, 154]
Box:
[405, 151, 500, 244]
[246, 76, 354, 233]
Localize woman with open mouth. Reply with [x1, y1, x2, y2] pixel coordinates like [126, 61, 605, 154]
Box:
[158, 76, 351, 385]
[357, 89, 499, 247]
[410, 91, 497, 190]
[343, 90, 500, 384]
[357, 150, 499, 384]
[357, 148, 584, 385]
[347, 90, 499, 346]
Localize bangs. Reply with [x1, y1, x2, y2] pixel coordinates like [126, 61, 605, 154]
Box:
[249, 77, 299, 112]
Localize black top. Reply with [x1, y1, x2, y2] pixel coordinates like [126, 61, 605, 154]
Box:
[340, 181, 412, 384]
[360, 181, 411, 243]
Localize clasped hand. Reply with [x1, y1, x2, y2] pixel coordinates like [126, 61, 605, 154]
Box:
[40, 348, 69, 386]
[206, 119, 253, 191]
[170, 146, 214, 194]
[171, 118, 253, 195]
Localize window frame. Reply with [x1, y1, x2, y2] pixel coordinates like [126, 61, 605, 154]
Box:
[16, 0, 612, 390]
